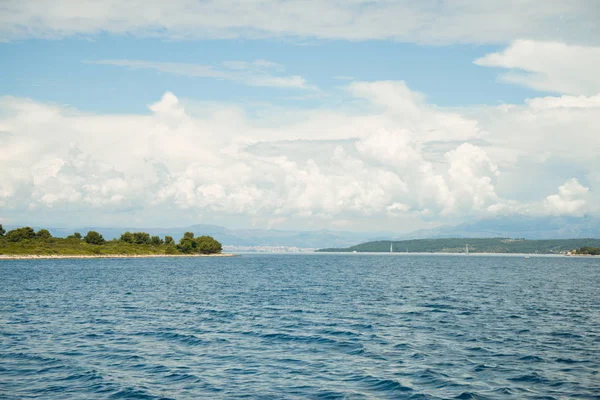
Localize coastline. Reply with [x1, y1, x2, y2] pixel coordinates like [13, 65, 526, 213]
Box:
[0, 253, 235, 260]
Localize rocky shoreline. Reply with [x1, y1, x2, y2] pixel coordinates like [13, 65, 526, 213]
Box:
[0, 253, 235, 260]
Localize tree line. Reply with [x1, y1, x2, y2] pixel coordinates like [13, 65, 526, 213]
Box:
[575, 246, 600, 255]
[0, 224, 222, 255]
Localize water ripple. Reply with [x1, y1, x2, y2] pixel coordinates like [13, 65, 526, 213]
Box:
[1, 254, 599, 399]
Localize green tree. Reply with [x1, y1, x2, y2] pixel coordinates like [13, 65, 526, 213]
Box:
[177, 240, 195, 254]
[195, 235, 222, 254]
[0, 224, 5, 236]
[36, 229, 52, 239]
[132, 232, 151, 245]
[177, 234, 196, 253]
[84, 231, 105, 245]
[5, 227, 36, 242]
[164, 235, 174, 245]
[151, 235, 162, 246]
[67, 232, 82, 240]
[120, 231, 134, 243]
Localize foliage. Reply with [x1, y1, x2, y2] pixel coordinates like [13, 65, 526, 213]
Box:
[318, 238, 600, 254]
[0, 226, 223, 256]
[120, 231, 134, 243]
[177, 235, 196, 254]
[177, 233, 222, 254]
[5, 227, 36, 242]
[132, 232, 151, 245]
[0, 224, 5, 236]
[84, 231, 105, 245]
[165, 245, 179, 254]
[575, 246, 600, 255]
[36, 229, 52, 239]
[195, 235, 222, 254]
[120, 231, 158, 245]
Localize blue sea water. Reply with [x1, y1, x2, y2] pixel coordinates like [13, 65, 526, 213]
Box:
[1, 254, 599, 399]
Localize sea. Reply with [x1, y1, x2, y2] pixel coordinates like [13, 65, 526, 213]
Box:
[1, 254, 599, 399]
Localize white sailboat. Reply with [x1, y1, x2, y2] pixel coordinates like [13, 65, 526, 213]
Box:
[465, 244, 469, 255]
[390, 242, 393, 253]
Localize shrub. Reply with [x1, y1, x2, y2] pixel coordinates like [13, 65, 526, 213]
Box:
[36, 229, 52, 239]
[5, 227, 36, 242]
[165, 245, 178, 255]
[67, 232, 82, 240]
[120, 232, 134, 243]
[84, 231, 105, 245]
[132, 232, 151, 245]
[196, 235, 222, 254]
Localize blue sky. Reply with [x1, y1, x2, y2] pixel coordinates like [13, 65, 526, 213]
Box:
[1, 37, 541, 114]
[0, 1, 599, 232]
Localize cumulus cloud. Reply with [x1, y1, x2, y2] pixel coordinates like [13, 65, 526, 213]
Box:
[0, 80, 598, 229]
[475, 40, 600, 95]
[444, 143, 499, 214]
[0, 0, 597, 44]
[545, 179, 590, 216]
[88, 59, 312, 90]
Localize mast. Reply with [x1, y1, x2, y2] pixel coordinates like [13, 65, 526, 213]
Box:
[465, 244, 469, 254]
[390, 242, 393, 253]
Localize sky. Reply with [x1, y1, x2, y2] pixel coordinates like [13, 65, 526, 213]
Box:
[1, 0, 599, 232]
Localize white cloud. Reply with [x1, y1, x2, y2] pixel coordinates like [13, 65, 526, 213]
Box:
[0, 80, 598, 229]
[444, 143, 499, 214]
[545, 179, 590, 216]
[88, 59, 312, 90]
[0, 1, 597, 44]
[475, 40, 600, 95]
[526, 93, 600, 109]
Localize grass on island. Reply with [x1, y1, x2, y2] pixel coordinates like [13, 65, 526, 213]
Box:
[0, 225, 222, 256]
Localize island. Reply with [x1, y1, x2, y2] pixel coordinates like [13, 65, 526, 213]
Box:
[317, 238, 600, 254]
[0, 224, 229, 258]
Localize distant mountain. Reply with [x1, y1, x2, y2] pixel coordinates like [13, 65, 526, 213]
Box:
[399, 216, 600, 240]
[9, 224, 390, 249]
[4, 216, 598, 249]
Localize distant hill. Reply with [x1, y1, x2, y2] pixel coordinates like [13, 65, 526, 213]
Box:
[400, 216, 600, 240]
[318, 238, 600, 254]
[5, 215, 599, 249]
[6, 224, 390, 249]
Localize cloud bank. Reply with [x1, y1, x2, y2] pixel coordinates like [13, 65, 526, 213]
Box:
[1, 72, 598, 229]
[1, 0, 598, 44]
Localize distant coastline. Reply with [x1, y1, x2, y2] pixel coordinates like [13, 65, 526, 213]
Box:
[0, 253, 234, 260]
[318, 238, 600, 254]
